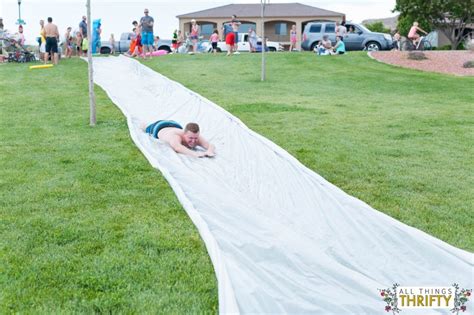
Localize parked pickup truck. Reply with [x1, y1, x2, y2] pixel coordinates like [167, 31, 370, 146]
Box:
[100, 32, 172, 54]
[213, 33, 283, 52]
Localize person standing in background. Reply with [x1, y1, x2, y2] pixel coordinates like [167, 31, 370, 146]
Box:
[78, 16, 87, 57]
[189, 19, 199, 54]
[44, 17, 59, 65]
[177, 30, 184, 52]
[64, 27, 73, 58]
[336, 21, 347, 41]
[79, 16, 87, 51]
[231, 15, 241, 54]
[39, 20, 46, 60]
[248, 27, 257, 52]
[18, 25, 25, 46]
[289, 24, 297, 51]
[109, 33, 115, 55]
[75, 31, 83, 56]
[171, 29, 178, 53]
[392, 30, 401, 51]
[79, 16, 87, 38]
[140, 8, 154, 59]
[209, 29, 219, 54]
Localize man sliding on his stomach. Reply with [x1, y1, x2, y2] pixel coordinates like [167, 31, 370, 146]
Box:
[145, 120, 215, 158]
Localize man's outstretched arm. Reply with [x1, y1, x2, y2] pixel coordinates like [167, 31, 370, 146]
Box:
[169, 136, 208, 158]
[198, 136, 215, 157]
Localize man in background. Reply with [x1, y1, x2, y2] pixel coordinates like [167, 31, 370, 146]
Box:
[140, 8, 154, 59]
[79, 16, 87, 38]
[44, 17, 59, 65]
[79, 15, 87, 55]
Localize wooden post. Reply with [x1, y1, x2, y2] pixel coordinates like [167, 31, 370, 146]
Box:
[261, 0, 266, 81]
[87, 0, 96, 126]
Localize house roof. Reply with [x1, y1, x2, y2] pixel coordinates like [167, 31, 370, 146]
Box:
[177, 3, 344, 19]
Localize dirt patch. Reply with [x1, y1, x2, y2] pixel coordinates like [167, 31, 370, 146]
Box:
[369, 50, 474, 76]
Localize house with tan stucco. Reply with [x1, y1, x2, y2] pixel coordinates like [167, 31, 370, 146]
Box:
[177, 3, 345, 50]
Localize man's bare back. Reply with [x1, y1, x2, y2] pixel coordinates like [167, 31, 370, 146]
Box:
[158, 128, 189, 149]
[44, 23, 59, 38]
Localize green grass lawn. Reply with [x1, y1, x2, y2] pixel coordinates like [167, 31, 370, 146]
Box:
[0, 52, 472, 312]
[0, 60, 217, 313]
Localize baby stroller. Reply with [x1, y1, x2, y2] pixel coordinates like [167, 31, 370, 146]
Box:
[1, 32, 36, 63]
[177, 34, 210, 54]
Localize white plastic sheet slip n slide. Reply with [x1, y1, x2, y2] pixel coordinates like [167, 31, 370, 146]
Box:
[92, 56, 472, 314]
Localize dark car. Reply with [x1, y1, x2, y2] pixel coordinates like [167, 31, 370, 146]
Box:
[301, 21, 393, 51]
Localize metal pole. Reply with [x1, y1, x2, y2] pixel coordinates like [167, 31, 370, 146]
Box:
[87, 0, 96, 126]
[16, 0, 25, 25]
[261, 0, 266, 81]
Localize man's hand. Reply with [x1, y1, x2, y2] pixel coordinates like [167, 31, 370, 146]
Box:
[195, 151, 215, 158]
[195, 152, 207, 158]
[204, 150, 215, 157]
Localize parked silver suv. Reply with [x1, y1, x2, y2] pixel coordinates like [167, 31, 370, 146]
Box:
[301, 21, 393, 51]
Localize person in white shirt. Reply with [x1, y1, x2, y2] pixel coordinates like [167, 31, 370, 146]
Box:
[336, 21, 347, 41]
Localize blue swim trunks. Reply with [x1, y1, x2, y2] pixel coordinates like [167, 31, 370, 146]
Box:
[145, 120, 182, 139]
[141, 31, 154, 46]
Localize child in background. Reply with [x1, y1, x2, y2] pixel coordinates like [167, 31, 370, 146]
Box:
[110, 34, 115, 54]
[190, 19, 199, 54]
[210, 29, 219, 54]
[392, 30, 401, 50]
[64, 27, 73, 58]
[130, 27, 142, 57]
[82, 36, 89, 55]
[153, 36, 160, 51]
[171, 29, 178, 53]
[289, 24, 297, 52]
[177, 30, 183, 51]
[408, 21, 428, 47]
[18, 25, 25, 46]
[76, 31, 83, 56]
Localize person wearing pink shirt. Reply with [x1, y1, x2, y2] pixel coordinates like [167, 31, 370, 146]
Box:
[209, 29, 219, 54]
[408, 22, 427, 47]
[190, 19, 199, 54]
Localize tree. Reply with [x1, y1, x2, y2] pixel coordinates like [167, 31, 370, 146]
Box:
[394, 0, 473, 49]
[364, 21, 391, 34]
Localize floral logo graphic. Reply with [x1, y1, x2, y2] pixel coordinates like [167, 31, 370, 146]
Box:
[378, 283, 471, 314]
[378, 283, 401, 314]
[451, 283, 472, 314]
